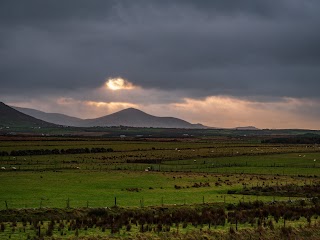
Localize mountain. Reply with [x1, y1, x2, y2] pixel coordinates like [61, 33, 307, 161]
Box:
[83, 108, 207, 128]
[12, 105, 207, 128]
[13, 106, 84, 127]
[0, 102, 56, 128]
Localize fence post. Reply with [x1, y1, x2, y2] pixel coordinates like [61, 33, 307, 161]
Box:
[114, 197, 117, 207]
[5, 200, 8, 210]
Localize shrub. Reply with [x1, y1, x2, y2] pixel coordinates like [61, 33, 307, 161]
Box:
[126, 224, 131, 231]
[0, 222, 5, 232]
[281, 226, 293, 237]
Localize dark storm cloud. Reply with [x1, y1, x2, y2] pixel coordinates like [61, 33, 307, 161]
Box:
[1, 0, 320, 100]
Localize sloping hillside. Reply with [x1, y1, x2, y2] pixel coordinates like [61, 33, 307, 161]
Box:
[83, 108, 207, 128]
[11, 106, 207, 129]
[13, 106, 84, 127]
[0, 102, 57, 128]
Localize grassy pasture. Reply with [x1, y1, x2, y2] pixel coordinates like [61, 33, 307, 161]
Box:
[1, 137, 320, 239]
[0, 139, 319, 210]
[1, 151, 319, 176]
[1, 138, 320, 171]
[0, 139, 244, 152]
[0, 169, 317, 210]
[0, 171, 253, 209]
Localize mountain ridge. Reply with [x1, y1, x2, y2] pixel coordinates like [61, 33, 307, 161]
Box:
[12, 105, 207, 129]
[13, 106, 84, 126]
[0, 102, 57, 128]
[83, 107, 207, 128]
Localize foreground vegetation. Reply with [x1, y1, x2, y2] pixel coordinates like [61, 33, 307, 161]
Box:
[1, 201, 320, 239]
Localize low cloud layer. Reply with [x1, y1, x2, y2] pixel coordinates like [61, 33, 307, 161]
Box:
[1, 1, 320, 128]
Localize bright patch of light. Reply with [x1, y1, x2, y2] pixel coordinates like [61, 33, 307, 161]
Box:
[105, 77, 134, 91]
[86, 101, 137, 110]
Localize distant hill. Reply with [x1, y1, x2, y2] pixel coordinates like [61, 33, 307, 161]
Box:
[14, 106, 84, 127]
[0, 102, 56, 128]
[83, 108, 207, 128]
[12, 106, 207, 129]
[234, 126, 260, 130]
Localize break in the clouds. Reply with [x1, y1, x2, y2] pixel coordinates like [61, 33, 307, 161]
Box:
[1, 1, 320, 128]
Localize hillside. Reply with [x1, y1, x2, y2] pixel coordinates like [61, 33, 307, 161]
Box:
[13, 106, 84, 127]
[83, 108, 207, 128]
[0, 102, 57, 128]
[12, 105, 207, 128]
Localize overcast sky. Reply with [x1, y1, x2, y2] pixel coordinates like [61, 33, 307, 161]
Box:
[1, 0, 320, 129]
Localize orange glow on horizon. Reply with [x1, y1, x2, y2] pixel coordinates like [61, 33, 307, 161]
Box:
[85, 100, 137, 111]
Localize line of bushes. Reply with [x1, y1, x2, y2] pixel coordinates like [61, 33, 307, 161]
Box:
[1, 201, 320, 233]
[0, 147, 114, 157]
[239, 184, 320, 198]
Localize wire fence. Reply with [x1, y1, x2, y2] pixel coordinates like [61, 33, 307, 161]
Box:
[0, 194, 305, 211]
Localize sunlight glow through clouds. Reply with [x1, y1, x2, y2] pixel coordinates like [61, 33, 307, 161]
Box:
[22, 97, 139, 119]
[9, 94, 320, 129]
[85, 101, 137, 111]
[52, 96, 320, 129]
[105, 77, 135, 91]
[56, 98, 138, 118]
[168, 96, 320, 129]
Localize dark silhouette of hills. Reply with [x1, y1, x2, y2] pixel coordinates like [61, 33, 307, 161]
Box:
[0, 102, 56, 128]
[83, 108, 207, 128]
[14, 106, 84, 127]
[13, 105, 207, 128]
[234, 126, 260, 130]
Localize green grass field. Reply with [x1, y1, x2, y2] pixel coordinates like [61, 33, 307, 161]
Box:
[1, 170, 306, 210]
[0, 139, 320, 210]
[1, 137, 320, 239]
